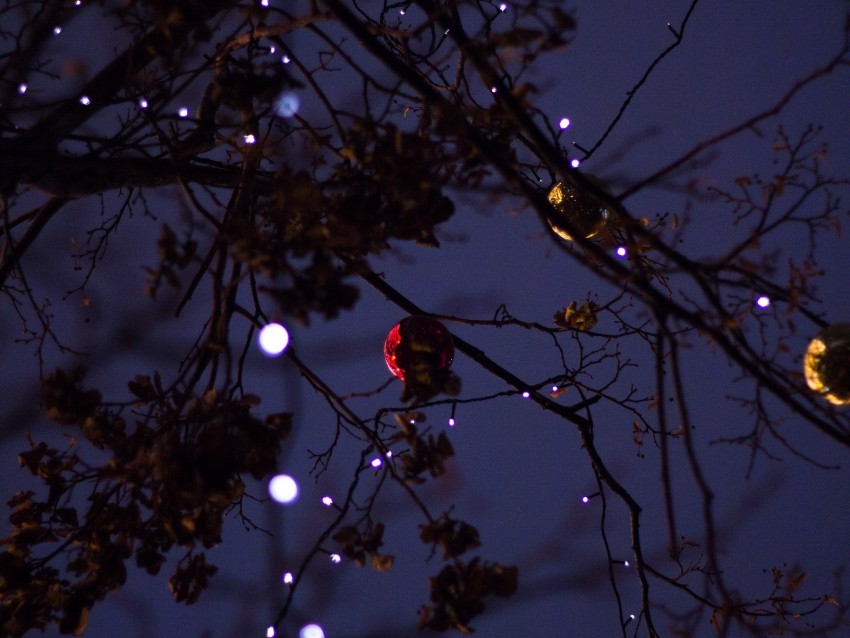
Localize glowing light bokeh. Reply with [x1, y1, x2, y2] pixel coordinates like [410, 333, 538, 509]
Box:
[79, 96, 91, 105]
[384, 316, 454, 381]
[616, 246, 628, 258]
[178, 106, 189, 117]
[275, 92, 300, 118]
[138, 98, 148, 109]
[268, 474, 299, 504]
[522, 391, 530, 398]
[321, 496, 333, 506]
[756, 295, 770, 308]
[282, 572, 294, 584]
[53, 26, 62, 35]
[258, 323, 290, 356]
[804, 323, 850, 405]
[266, 627, 275, 638]
[299, 625, 325, 638]
[570, 158, 581, 168]
[499, 3, 508, 11]
[371, 457, 382, 468]
[330, 553, 342, 564]
[559, 117, 570, 129]
[17, 83, 27, 94]
[244, 134, 257, 145]
[546, 173, 613, 241]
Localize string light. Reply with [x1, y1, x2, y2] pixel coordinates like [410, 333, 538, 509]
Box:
[178, 106, 189, 117]
[17, 83, 27, 95]
[499, 3, 508, 11]
[53, 26, 62, 35]
[581, 492, 600, 504]
[521, 391, 530, 398]
[138, 98, 148, 109]
[268, 474, 299, 505]
[299, 625, 325, 638]
[559, 117, 570, 129]
[275, 92, 300, 118]
[79, 96, 91, 105]
[448, 417, 456, 427]
[266, 627, 275, 638]
[570, 158, 581, 168]
[330, 553, 342, 564]
[258, 323, 290, 356]
[321, 496, 334, 507]
[244, 134, 257, 145]
[282, 572, 294, 585]
[756, 295, 770, 308]
[616, 246, 628, 258]
[260, 0, 269, 5]
[370, 457, 383, 468]
[490, 86, 498, 93]
[281, 55, 291, 64]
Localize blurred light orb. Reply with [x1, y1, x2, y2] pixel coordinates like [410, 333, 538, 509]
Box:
[384, 316, 454, 381]
[79, 95, 91, 105]
[275, 92, 300, 118]
[547, 173, 613, 241]
[268, 474, 299, 504]
[178, 106, 189, 117]
[259, 323, 290, 356]
[756, 295, 770, 308]
[299, 625, 325, 638]
[266, 627, 275, 638]
[570, 158, 581, 168]
[804, 323, 850, 405]
[616, 246, 628, 258]
[559, 117, 570, 129]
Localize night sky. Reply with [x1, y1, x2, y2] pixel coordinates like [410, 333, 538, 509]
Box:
[2, 2, 850, 638]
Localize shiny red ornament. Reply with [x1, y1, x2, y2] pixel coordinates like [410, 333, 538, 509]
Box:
[384, 316, 454, 381]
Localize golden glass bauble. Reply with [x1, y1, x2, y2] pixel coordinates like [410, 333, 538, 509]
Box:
[546, 173, 613, 241]
[804, 323, 850, 405]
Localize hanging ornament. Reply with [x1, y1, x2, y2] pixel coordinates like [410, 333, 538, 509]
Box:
[804, 323, 850, 405]
[385, 315, 454, 381]
[546, 173, 613, 241]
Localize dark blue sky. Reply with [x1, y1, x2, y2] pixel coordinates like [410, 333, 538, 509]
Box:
[2, 2, 850, 637]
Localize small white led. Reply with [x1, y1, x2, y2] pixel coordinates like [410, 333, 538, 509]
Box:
[281, 55, 291, 64]
[299, 625, 325, 638]
[79, 96, 91, 106]
[266, 627, 275, 638]
[282, 572, 294, 584]
[244, 134, 257, 145]
[178, 106, 189, 118]
[616, 246, 628, 258]
[756, 295, 770, 308]
[499, 3, 508, 11]
[370, 457, 382, 468]
[570, 158, 580, 168]
[138, 98, 148, 109]
[522, 391, 530, 398]
[53, 26, 62, 35]
[321, 496, 333, 507]
[448, 418, 456, 427]
[17, 83, 27, 95]
[559, 117, 570, 129]
[330, 553, 342, 564]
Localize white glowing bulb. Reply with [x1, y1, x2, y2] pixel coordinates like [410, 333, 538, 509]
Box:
[17, 83, 27, 95]
[270, 46, 276, 53]
[385, 450, 393, 458]
[178, 106, 189, 118]
[756, 295, 770, 308]
[444, 28, 450, 34]
[79, 96, 91, 105]
[244, 134, 257, 145]
[138, 98, 148, 109]
[53, 26, 62, 35]
[260, 0, 269, 5]
[581, 496, 590, 504]
[330, 553, 341, 564]
[268, 474, 299, 504]
[258, 323, 290, 356]
[624, 560, 630, 568]
[281, 55, 291, 64]
[570, 158, 580, 168]
[75, 0, 81, 5]
[282, 572, 294, 584]
[266, 626, 275, 638]
[448, 418, 456, 427]
[321, 496, 333, 507]
[559, 117, 570, 129]
[490, 86, 497, 93]
[299, 624, 325, 638]
[552, 385, 559, 392]
[370, 457, 382, 468]
[522, 391, 530, 398]
[499, 3, 508, 11]
[275, 92, 300, 118]
[616, 246, 628, 258]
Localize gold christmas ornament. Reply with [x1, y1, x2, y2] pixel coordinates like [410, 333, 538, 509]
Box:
[804, 323, 850, 405]
[546, 173, 613, 241]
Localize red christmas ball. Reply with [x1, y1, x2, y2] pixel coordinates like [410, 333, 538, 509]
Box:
[384, 316, 454, 381]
